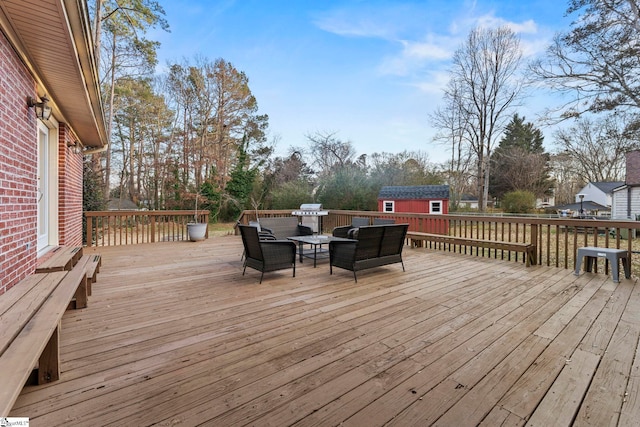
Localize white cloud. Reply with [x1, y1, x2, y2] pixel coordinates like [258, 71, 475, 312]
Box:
[312, 5, 408, 40]
[401, 39, 454, 61]
[474, 13, 538, 34]
[314, 15, 396, 39]
[378, 38, 454, 76]
[412, 70, 451, 95]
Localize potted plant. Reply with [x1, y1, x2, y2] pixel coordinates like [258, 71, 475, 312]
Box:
[187, 191, 207, 241]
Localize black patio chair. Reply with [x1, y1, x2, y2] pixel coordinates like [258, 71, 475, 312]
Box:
[332, 217, 371, 238]
[238, 224, 297, 283]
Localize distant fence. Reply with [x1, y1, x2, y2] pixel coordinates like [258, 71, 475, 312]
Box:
[84, 210, 209, 247]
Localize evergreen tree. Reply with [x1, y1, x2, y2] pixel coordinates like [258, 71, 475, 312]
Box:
[83, 159, 108, 245]
[224, 137, 258, 220]
[490, 114, 554, 200]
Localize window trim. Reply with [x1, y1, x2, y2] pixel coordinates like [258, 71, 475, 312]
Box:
[430, 200, 443, 214]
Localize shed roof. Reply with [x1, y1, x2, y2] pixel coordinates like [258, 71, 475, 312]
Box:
[378, 185, 450, 200]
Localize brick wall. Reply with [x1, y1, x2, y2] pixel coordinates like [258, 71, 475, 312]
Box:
[625, 150, 640, 186]
[58, 124, 83, 246]
[0, 30, 38, 294]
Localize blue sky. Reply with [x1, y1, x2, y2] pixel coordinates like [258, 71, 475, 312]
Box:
[153, 0, 572, 163]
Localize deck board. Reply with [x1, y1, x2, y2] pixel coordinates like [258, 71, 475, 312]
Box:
[8, 235, 640, 426]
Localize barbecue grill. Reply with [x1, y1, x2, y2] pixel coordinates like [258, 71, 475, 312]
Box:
[291, 203, 329, 233]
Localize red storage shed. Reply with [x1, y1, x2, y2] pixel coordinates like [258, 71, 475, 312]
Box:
[378, 185, 450, 233]
[378, 185, 450, 214]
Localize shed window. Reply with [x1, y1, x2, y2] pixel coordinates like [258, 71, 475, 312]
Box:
[383, 201, 395, 213]
[430, 200, 442, 214]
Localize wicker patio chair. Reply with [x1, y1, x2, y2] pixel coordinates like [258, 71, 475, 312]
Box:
[329, 224, 408, 282]
[238, 224, 297, 283]
[332, 217, 371, 238]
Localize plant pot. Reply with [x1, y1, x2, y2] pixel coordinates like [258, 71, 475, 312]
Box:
[187, 222, 207, 241]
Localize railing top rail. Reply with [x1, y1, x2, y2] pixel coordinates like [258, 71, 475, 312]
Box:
[85, 210, 210, 217]
[324, 210, 640, 229]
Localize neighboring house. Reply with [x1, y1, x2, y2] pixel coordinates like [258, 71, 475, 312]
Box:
[108, 198, 139, 211]
[458, 194, 479, 210]
[612, 150, 640, 220]
[0, 1, 107, 293]
[537, 193, 555, 209]
[576, 181, 624, 209]
[554, 201, 608, 217]
[378, 185, 450, 215]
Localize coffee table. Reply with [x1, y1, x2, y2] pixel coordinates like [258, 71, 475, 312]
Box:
[287, 235, 356, 267]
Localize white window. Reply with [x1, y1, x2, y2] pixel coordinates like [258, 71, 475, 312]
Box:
[430, 200, 442, 214]
[383, 200, 395, 213]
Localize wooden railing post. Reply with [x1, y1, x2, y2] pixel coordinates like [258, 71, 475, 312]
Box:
[530, 223, 538, 266]
[86, 215, 93, 247]
[151, 215, 156, 243]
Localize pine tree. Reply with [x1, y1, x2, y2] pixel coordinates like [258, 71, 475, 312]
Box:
[490, 114, 554, 200]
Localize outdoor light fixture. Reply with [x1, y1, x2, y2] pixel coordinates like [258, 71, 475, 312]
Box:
[26, 94, 52, 120]
[578, 193, 585, 217]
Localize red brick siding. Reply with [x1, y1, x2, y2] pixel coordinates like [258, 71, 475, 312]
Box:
[58, 124, 83, 246]
[626, 150, 640, 186]
[0, 30, 38, 294]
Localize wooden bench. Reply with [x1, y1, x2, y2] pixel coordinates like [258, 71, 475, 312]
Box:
[407, 231, 536, 267]
[36, 246, 83, 273]
[75, 254, 102, 296]
[0, 267, 88, 415]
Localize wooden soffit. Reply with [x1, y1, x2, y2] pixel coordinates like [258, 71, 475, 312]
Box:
[0, 0, 107, 148]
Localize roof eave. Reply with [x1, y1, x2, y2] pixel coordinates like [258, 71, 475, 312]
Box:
[0, 0, 107, 148]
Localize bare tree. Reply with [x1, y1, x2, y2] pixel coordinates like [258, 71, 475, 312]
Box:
[531, 0, 640, 126]
[431, 78, 475, 210]
[163, 57, 268, 193]
[553, 114, 640, 182]
[492, 147, 551, 196]
[306, 131, 356, 176]
[445, 26, 525, 210]
[549, 152, 584, 205]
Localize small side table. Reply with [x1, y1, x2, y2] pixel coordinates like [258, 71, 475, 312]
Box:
[574, 247, 631, 283]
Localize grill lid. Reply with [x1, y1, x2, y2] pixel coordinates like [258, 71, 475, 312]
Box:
[292, 203, 328, 216]
[299, 203, 322, 210]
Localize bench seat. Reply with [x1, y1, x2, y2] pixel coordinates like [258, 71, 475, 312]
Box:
[407, 231, 536, 267]
[35, 246, 83, 273]
[75, 254, 102, 296]
[0, 267, 87, 416]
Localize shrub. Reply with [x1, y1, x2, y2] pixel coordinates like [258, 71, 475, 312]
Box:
[501, 190, 536, 213]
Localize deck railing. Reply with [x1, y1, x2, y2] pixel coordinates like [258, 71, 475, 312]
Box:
[84, 210, 209, 247]
[239, 209, 640, 275]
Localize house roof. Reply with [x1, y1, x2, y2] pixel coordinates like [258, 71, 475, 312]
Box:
[108, 198, 139, 210]
[378, 185, 450, 200]
[590, 182, 625, 194]
[0, 0, 106, 148]
[554, 201, 609, 212]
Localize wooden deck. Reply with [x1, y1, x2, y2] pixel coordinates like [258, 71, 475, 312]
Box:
[10, 234, 640, 426]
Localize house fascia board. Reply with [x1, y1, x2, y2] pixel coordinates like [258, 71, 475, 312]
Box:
[0, 0, 106, 148]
